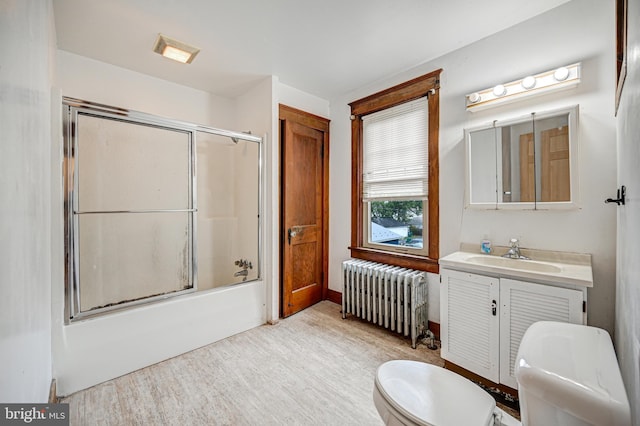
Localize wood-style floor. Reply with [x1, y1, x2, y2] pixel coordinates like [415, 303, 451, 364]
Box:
[61, 301, 507, 425]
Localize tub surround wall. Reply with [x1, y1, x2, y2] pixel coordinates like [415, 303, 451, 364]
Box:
[197, 136, 260, 290]
[328, 0, 616, 334]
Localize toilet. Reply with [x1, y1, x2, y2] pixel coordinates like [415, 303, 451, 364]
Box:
[373, 321, 631, 426]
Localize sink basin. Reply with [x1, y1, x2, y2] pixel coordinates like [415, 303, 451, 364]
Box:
[440, 250, 593, 287]
[466, 256, 562, 273]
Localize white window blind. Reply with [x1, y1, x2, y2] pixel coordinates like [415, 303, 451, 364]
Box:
[362, 97, 429, 201]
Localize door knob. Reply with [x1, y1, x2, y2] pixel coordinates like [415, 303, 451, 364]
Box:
[287, 226, 304, 244]
[288, 228, 299, 244]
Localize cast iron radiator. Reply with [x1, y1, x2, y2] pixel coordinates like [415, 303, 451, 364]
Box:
[341, 259, 428, 348]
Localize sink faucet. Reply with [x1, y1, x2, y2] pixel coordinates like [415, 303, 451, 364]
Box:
[234, 269, 249, 278]
[502, 239, 529, 259]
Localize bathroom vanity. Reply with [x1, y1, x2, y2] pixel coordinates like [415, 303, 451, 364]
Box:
[439, 245, 593, 391]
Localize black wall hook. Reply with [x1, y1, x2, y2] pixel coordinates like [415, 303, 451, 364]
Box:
[605, 185, 626, 206]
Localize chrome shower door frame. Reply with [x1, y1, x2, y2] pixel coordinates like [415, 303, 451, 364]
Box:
[62, 97, 263, 322]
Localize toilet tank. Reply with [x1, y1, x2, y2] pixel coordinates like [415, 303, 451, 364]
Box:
[515, 321, 631, 426]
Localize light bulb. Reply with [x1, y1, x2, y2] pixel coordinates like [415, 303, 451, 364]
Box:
[492, 84, 507, 97]
[522, 76, 536, 90]
[554, 67, 570, 81]
[468, 93, 481, 103]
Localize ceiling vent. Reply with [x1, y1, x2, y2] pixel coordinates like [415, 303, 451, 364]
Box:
[153, 34, 200, 64]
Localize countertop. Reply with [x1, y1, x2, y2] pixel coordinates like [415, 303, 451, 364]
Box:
[439, 246, 593, 288]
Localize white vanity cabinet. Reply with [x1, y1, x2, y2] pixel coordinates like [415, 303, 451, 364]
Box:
[440, 268, 586, 390]
[498, 277, 584, 387]
[440, 270, 500, 382]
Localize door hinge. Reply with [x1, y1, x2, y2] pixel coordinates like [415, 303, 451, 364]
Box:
[583, 300, 587, 313]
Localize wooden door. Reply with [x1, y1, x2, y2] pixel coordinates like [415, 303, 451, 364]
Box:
[541, 125, 570, 201]
[519, 133, 535, 202]
[280, 105, 329, 317]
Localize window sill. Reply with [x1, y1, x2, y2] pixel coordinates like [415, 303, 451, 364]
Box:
[349, 246, 439, 274]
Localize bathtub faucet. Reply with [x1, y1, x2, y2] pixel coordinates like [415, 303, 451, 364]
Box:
[235, 259, 253, 270]
[234, 258, 253, 281]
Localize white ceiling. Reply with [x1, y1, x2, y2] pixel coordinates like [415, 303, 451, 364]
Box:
[53, 0, 571, 100]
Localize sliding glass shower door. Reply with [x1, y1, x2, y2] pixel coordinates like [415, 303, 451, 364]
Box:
[63, 98, 261, 321]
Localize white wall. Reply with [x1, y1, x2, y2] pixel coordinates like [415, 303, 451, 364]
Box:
[52, 52, 267, 395]
[56, 51, 235, 128]
[0, 0, 55, 402]
[259, 78, 331, 322]
[329, 0, 616, 333]
[615, 0, 640, 422]
[278, 81, 331, 118]
[236, 76, 277, 320]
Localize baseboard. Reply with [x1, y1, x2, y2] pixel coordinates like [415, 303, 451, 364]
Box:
[444, 360, 519, 400]
[326, 289, 341, 305]
[48, 379, 58, 403]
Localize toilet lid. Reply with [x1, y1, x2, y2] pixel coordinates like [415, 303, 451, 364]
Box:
[375, 360, 496, 426]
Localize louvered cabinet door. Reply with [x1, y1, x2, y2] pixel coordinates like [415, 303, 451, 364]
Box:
[499, 278, 584, 388]
[441, 269, 500, 382]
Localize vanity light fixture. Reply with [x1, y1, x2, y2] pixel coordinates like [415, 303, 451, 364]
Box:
[153, 34, 200, 64]
[466, 63, 581, 112]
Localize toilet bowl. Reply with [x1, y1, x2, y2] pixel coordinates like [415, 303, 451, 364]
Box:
[374, 322, 631, 426]
[373, 360, 518, 426]
[374, 361, 490, 426]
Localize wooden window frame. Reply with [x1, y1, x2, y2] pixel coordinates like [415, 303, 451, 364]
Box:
[349, 69, 442, 273]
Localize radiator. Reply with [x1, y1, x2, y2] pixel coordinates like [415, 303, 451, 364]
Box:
[341, 259, 428, 348]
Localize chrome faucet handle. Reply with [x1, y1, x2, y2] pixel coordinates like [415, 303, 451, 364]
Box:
[502, 239, 522, 259]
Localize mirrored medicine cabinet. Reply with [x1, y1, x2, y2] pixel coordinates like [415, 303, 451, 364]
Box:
[465, 105, 579, 210]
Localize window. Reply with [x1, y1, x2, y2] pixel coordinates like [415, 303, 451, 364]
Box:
[349, 70, 441, 273]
